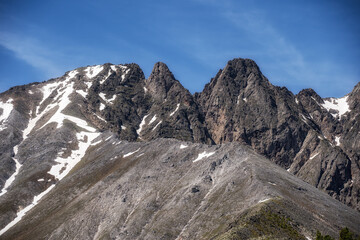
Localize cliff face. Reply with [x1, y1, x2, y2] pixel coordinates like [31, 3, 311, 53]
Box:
[196, 58, 359, 211]
[0, 58, 359, 239]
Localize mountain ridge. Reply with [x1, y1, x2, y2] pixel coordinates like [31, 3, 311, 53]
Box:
[0, 58, 359, 239]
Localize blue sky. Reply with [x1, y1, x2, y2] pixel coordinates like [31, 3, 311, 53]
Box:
[0, 0, 359, 97]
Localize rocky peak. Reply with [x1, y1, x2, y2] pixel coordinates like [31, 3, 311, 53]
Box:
[348, 82, 360, 110]
[146, 62, 177, 101]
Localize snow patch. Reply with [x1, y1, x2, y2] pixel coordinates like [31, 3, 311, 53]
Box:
[122, 68, 130, 81]
[0, 184, 55, 236]
[48, 131, 100, 181]
[28, 90, 33, 94]
[335, 136, 341, 146]
[137, 114, 149, 135]
[85, 65, 103, 79]
[37, 178, 45, 182]
[76, 90, 87, 98]
[0, 99, 14, 130]
[100, 70, 112, 84]
[149, 115, 157, 125]
[67, 70, 78, 79]
[0, 156, 22, 197]
[170, 103, 180, 117]
[110, 65, 117, 72]
[38, 82, 96, 132]
[123, 148, 140, 158]
[193, 151, 216, 163]
[38, 81, 61, 108]
[243, 97, 247, 102]
[258, 198, 271, 203]
[310, 152, 319, 160]
[99, 93, 116, 104]
[99, 103, 106, 111]
[143, 87, 148, 93]
[152, 121, 162, 131]
[121, 126, 127, 130]
[180, 144, 188, 149]
[295, 98, 299, 104]
[322, 96, 350, 119]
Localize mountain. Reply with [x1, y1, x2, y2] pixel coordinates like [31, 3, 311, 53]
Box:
[0, 58, 359, 239]
[196, 58, 359, 211]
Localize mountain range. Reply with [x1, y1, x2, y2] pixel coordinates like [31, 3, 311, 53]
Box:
[0, 58, 359, 239]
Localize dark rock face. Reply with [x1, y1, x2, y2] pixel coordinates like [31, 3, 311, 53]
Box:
[196, 58, 359, 211]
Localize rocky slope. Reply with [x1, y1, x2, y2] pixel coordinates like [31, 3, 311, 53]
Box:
[0, 58, 359, 239]
[1, 138, 359, 239]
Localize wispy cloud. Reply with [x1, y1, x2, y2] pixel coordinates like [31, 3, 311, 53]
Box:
[0, 32, 63, 78]
[221, 8, 306, 75]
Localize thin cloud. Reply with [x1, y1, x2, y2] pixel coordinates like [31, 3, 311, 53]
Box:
[0, 32, 63, 78]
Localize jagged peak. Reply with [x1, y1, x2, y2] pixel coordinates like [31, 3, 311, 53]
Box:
[146, 62, 179, 100]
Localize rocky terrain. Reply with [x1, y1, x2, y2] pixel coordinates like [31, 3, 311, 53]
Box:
[0, 58, 359, 239]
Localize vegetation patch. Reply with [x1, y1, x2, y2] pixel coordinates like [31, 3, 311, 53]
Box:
[208, 202, 305, 240]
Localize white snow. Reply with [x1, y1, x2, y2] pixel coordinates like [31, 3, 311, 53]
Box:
[99, 93, 116, 104]
[295, 98, 299, 104]
[76, 90, 87, 98]
[38, 81, 60, 108]
[85, 65, 103, 79]
[107, 95, 116, 103]
[335, 136, 341, 146]
[170, 103, 180, 117]
[268, 182, 276, 186]
[0, 185, 55, 236]
[28, 90, 33, 94]
[318, 135, 324, 140]
[137, 114, 149, 135]
[99, 103, 106, 111]
[48, 131, 100, 181]
[123, 148, 140, 158]
[95, 114, 106, 122]
[180, 144, 188, 149]
[152, 121, 162, 131]
[121, 126, 127, 130]
[84, 81, 92, 89]
[121, 68, 130, 81]
[321, 96, 350, 119]
[110, 65, 118, 72]
[0, 99, 14, 130]
[311, 97, 321, 107]
[0, 156, 22, 197]
[193, 151, 216, 163]
[100, 70, 112, 84]
[39, 81, 96, 132]
[310, 152, 319, 160]
[243, 97, 247, 102]
[143, 87, 148, 93]
[137, 153, 145, 157]
[37, 178, 45, 182]
[149, 115, 157, 125]
[67, 70, 78, 79]
[258, 198, 271, 203]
